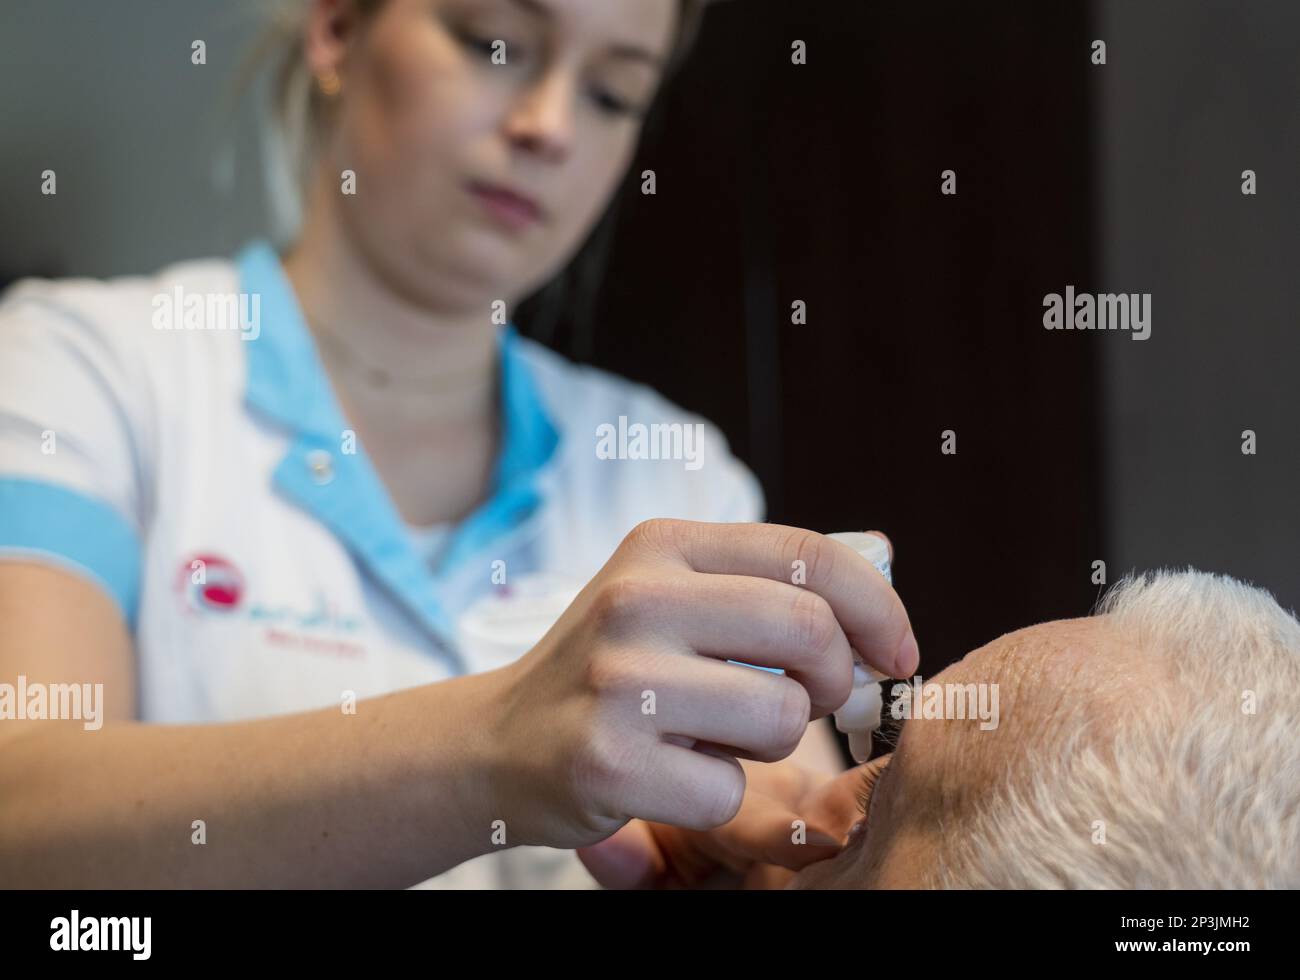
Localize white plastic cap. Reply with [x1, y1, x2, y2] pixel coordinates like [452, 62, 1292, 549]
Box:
[826, 531, 891, 583]
[827, 531, 895, 762]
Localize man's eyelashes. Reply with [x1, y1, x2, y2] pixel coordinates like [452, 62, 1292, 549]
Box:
[855, 759, 885, 815]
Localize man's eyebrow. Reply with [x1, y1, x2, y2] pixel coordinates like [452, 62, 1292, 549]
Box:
[506, 0, 668, 66]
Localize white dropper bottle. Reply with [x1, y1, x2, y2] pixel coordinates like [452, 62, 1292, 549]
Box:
[826, 532, 894, 763]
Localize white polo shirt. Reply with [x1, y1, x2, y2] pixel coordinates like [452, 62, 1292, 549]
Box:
[0, 240, 764, 886]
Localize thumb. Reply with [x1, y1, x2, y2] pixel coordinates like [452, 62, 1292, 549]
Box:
[716, 791, 843, 872]
[577, 821, 665, 889]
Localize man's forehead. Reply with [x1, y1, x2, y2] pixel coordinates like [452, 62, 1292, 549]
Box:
[942, 616, 1130, 689]
[895, 617, 1133, 789]
[858, 615, 1152, 885]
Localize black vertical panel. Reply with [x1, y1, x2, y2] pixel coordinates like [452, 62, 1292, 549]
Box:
[736, 44, 785, 516]
[524, 0, 1102, 679]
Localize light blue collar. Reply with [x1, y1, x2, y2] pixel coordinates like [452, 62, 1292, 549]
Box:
[236, 240, 560, 665]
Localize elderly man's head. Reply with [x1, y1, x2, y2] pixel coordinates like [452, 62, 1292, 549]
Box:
[791, 570, 1300, 888]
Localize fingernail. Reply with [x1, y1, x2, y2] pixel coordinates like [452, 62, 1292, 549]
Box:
[848, 730, 873, 763]
[894, 631, 919, 677]
[807, 831, 842, 848]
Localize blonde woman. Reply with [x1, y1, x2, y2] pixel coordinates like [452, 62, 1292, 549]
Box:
[0, 0, 918, 887]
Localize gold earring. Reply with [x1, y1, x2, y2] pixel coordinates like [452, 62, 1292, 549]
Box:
[317, 70, 342, 97]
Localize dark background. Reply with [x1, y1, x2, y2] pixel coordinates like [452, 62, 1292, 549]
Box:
[3, 0, 1298, 701]
[522, 0, 1300, 696]
[554, 0, 1103, 682]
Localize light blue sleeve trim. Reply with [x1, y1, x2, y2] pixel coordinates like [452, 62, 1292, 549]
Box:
[0, 478, 141, 629]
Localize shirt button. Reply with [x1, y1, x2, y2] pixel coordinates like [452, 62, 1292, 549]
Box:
[307, 449, 334, 485]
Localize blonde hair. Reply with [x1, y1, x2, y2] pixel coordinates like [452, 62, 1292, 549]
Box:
[239, 0, 711, 233]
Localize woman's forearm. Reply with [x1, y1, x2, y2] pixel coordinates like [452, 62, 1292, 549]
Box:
[0, 670, 510, 888]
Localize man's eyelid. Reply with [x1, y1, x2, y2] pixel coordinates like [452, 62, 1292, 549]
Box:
[865, 753, 896, 825]
[864, 705, 915, 822]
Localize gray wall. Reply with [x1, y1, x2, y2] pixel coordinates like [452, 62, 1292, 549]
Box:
[1098, 0, 1300, 608]
[0, 0, 275, 280]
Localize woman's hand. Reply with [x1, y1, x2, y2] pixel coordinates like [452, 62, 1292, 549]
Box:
[575, 760, 880, 889]
[480, 519, 915, 851]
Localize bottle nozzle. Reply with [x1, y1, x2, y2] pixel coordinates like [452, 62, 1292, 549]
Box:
[826, 531, 894, 762]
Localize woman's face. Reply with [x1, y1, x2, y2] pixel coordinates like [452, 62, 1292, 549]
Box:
[311, 0, 679, 313]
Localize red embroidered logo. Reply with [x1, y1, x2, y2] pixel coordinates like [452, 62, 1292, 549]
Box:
[175, 554, 245, 613]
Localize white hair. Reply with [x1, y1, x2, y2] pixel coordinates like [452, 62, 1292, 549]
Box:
[933, 569, 1300, 888]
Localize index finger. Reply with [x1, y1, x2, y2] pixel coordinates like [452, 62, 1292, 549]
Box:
[644, 521, 919, 678]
